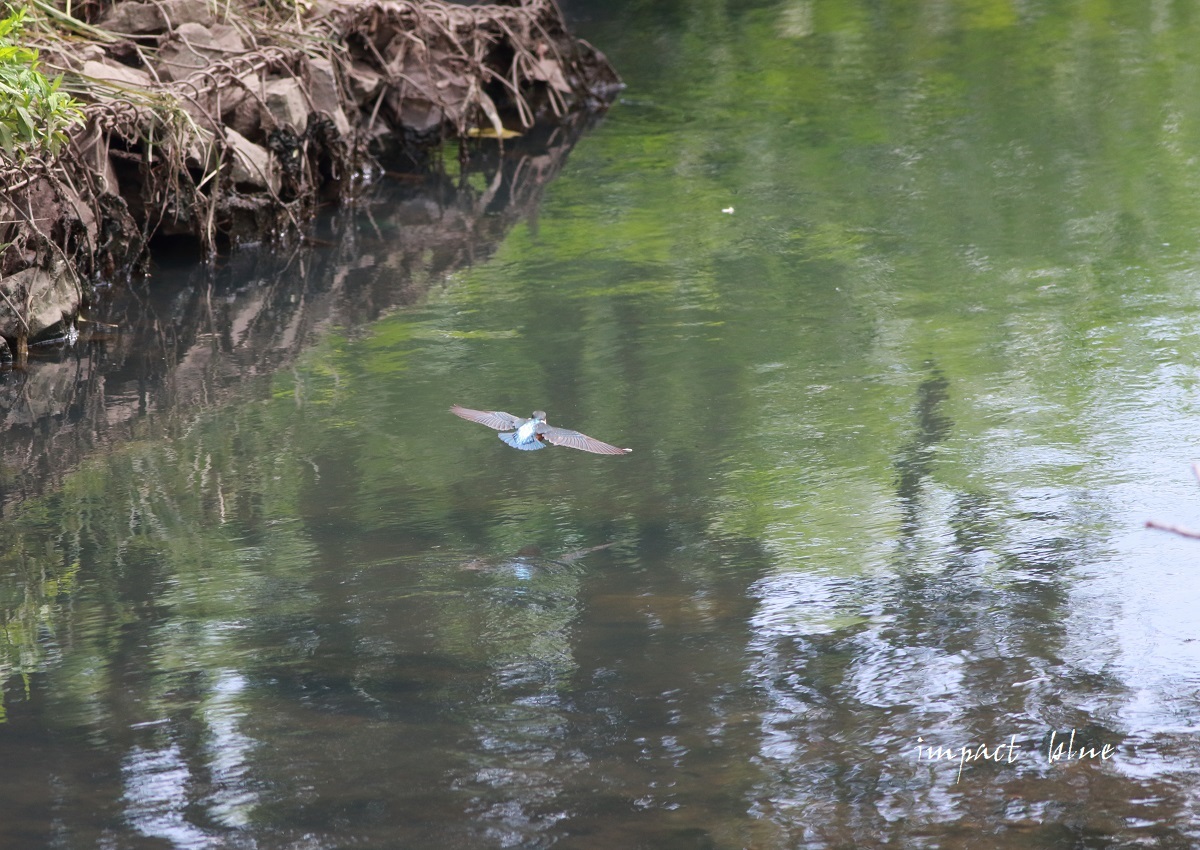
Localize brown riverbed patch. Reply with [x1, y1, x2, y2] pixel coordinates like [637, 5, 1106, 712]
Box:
[0, 0, 620, 360]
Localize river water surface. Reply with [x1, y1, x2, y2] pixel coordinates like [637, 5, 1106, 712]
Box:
[4, 0, 1200, 847]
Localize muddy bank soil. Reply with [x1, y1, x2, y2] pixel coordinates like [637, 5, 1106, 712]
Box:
[0, 0, 619, 359]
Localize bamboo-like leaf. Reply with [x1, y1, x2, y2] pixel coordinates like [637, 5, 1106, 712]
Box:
[466, 126, 522, 139]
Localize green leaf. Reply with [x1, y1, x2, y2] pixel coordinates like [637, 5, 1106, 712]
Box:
[14, 104, 33, 139]
[0, 8, 26, 41]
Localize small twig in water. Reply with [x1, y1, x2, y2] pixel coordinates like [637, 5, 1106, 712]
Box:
[1145, 519, 1200, 540]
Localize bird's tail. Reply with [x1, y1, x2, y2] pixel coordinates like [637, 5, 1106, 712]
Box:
[499, 432, 547, 450]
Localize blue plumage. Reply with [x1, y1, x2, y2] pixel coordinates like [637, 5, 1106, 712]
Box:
[499, 431, 547, 450]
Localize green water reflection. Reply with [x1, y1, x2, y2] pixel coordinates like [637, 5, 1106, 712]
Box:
[6, 0, 1200, 846]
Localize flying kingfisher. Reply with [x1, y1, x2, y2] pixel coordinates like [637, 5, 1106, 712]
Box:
[450, 405, 632, 454]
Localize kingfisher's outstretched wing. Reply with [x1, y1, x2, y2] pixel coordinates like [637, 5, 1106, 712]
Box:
[536, 423, 632, 455]
[450, 405, 525, 432]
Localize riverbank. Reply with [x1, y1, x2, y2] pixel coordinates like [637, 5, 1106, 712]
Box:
[0, 114, 598, 508]
[0, 0, 619, 361]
